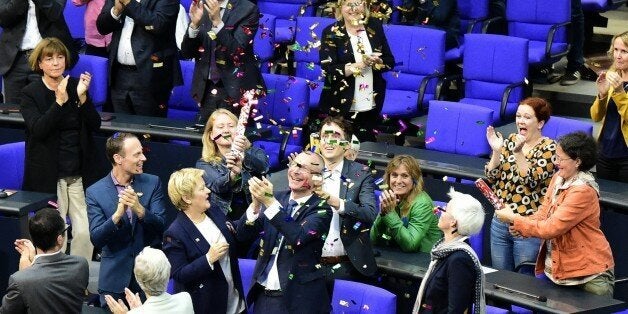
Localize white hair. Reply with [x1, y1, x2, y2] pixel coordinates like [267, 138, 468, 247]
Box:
[447, 187, 485, 236]
[134, 247, 171, 296]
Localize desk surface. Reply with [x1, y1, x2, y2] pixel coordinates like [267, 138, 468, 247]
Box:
[0, 191, 55, 216]
[374, 246, 626, 313]
[357, 141, 628, 212]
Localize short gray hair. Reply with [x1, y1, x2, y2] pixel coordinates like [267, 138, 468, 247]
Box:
[447, 188, 485, 236]
[134, 247, 171, 296]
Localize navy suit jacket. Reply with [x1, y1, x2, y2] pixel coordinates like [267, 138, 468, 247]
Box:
[180, 0, 265, 103]
[236, 191, 332, 313]
[336, 160, 378, 276]
[96, 0, 182, 91]
[86, 173, 166, 294]
[163, 209, 245, 314]
[420, 251, 476, 313]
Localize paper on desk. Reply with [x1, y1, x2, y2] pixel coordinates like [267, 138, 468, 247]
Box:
[482, 266, 498, 274]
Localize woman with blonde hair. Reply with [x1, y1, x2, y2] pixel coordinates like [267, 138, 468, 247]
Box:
[196, 108, 269, 221]
[590, 30, 628, 183]
[370, 155, 441, 252]
[163, 168, 246, 314]
[318, 0, 395, 142]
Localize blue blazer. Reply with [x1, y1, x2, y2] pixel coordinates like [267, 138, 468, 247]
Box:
[420, 250, 477, 313]
[86, 173, 167, 294]
[163, 209, 245, 314]
[338, 160, 378, 276]
[236, 191, 333, 314]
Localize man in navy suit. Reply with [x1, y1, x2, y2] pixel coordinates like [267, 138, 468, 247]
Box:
[237, 151, 332, 314]
[96, 0, 182, 117]
[316, 116, 378, 294]
[181, 0, 265, 123]
[86, 132, 166, 307]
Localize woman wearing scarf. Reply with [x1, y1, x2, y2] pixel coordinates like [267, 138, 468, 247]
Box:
[413, 188, 486, 313]
[495, 132, 615, 296]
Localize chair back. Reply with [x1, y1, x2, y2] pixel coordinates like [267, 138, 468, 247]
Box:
[457, 0, 489, 33]
[426, 101, 493, 156]
[64, 2, 86, 39]
[0, 142, 25, 190]
[257, 0, 318, 43]
[381, 25, 445, 118]
[167, 60, 198, 121]
[541, 116, 593, 140]
[294, 17, 336, 108]
[68, 55, 109, 109]
[254, 14, 277, 73]
[332, 279, 396, 314]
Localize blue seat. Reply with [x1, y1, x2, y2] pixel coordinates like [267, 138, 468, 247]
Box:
[254, 14, 276, 74]
[293, 16, 336, 109]
[167, 59, 198, 121]
[425, 100, 493, 157]
[238, 258, 256, 314]
[257, 0, 318, 43]
[582, 0, 627, 11]
[252, 73, 309, 169]
[445, 0, 490, 61]
[459, 34, 528, 125]
[382, 25, 446, 118]
[68, 54, 109, 110]
[541, 116, 593, 141]
[64, 1, 86, 40]
[506, 0, 570, 67]
[332, 279, 396, 314]
[0, 142, 25, 190]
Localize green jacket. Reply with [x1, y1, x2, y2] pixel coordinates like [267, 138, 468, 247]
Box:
[370, 191, 442, 253]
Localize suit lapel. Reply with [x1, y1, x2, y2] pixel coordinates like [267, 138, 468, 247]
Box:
[178, 212, 211, 254]
[222, 0, 235, 26]
[207, 208, 235, 245]
[339, 160, 350, 199]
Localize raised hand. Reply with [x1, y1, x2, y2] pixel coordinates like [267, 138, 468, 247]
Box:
[248, 177, 275, 207]
[512, 134, 525, 153]
[189, 0, 204, 28]
[55, 75, 70, 105]
[596, 72, 610, 98]
[486, 126, 503, 152]
[77, 72, 91, 96]
[231, 134, 251, 153]
[119, 186, 145, 219]
[205, 0, 222, 26]
[124, 288, 142, 309]
[225, 152, 243, 175]
[606, 71, 623, 93]
[379, 189, 398, 216]
[104, 294, 129, 314]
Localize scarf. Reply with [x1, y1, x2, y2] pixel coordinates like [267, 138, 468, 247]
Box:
[412, 236, 486, 313]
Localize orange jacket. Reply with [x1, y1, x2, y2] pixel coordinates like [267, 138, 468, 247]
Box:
[513, 175, 614, 280]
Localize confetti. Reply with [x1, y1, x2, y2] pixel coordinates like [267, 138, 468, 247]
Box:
[425, 137, 436, 144]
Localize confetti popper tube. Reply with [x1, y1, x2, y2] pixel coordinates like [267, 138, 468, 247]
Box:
[475, 178, 505, 210]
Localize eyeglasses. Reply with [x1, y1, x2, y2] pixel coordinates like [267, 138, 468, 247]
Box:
[555, 155, 572, 163]
[433, 206, 446, 218]
[60, 225, 70, 236]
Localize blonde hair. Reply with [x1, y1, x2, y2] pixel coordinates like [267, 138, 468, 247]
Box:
[384, 155, 424, 213]
[168, 168, 205, 211]
[28, 37, 71, 74]
[335, 0, 371, 21]
[201, 109, 238, 163]
[608, 31, 628, 75]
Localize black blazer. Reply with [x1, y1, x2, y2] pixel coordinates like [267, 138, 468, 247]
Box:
[163, 209, 245, 314]
[236, 191, 333, 313]
[20, 78, 101, 193]
[180, 0, 265, 103]
[96, 0, 182, 91]
[337, 159, 378, 276]
[318, 18, 394, 117]
[420, 251, 476, 313]
[0, 0, 78, 76]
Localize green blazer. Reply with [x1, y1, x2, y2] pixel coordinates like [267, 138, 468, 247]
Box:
[370, 191, 442, 252]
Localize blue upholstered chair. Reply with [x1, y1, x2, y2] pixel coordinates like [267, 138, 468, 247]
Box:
[387, 0, 404, 24]
[257, 0, 318, 43]
[506, 0, 570, 67]
[332, 279, 396, 314]
[541, 116, 593, 140]
[68, 54, 109, 111]
[254, 14, 277, 74]
[425, 101, 493, 157]
[582, 0, 626, 11]
[444, 0, 490, 62]
[293, 16, 336, 109]
[252, 73, 309, 169]
[459, 34, 528, 125]
[180, 0, 193, 12]
[238, 258, 256, 314]
[167, 59, 198, 121]
[64, 1, 86, 40]
[381, 25, 446, 118]
[0, 141, 25, 190]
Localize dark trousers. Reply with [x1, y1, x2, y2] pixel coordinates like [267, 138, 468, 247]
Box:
[596, 155, 628, 183]
[323, 261, 373, 300]
[111, 64, 169, 117]
[253, 284, 289, 314]
[567, 0, 585, 71]
[84, 45, 109, 58]
[3, 51, 40, 105]
[99, 275, 144, 310]
[349, 109, 380, 142]
[197, 79, 238, 125]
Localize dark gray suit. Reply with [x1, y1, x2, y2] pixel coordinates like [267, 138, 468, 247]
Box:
[0, 252, 89, 314]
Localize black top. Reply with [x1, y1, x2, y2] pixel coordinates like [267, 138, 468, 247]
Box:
[599, 82, 628, 158]
[57, 93, 82, 178]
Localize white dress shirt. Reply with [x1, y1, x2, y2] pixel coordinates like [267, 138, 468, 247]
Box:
[111, 0, 140, 65]
[21, 0, 43, 50]
[322, 160, 347, 257]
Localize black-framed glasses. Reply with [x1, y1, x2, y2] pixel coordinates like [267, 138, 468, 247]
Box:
[60, 225, 70, 236]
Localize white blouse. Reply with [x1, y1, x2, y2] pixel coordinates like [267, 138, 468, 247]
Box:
[348, 30, 376, 113]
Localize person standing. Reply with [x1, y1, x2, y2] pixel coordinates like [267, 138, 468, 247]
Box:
[0, 0, 78, 104]
[73, 0, 112, 57]
[20, 37, 100, 263]
[181, 0, 265, 123]
[96, 0, 182, 117]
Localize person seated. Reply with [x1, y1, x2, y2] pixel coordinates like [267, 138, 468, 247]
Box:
[401, 0, 460, 50]
[105, 247, 194, 313]
[0, 208, 89, 313]
[163, 168, 246, 314]
[370, 155, 442, 252]
[413, 188, 486, 313]
[495, 132, 615, 297]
